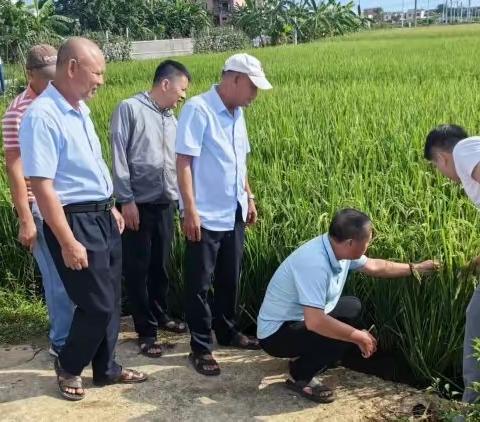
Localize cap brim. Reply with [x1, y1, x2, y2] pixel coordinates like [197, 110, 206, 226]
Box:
[249, 75, 272, 90]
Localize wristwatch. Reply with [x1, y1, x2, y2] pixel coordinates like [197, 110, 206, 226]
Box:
[248, 194, 255, 201]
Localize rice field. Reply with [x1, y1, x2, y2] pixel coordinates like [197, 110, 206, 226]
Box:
[1, 24, 480, 388]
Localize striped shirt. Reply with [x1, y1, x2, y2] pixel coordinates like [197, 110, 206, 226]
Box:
[2, 85, 37, 202]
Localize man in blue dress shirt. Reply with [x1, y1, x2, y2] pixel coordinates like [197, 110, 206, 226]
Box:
[258, 209, 438, 402]
[19, 37, 147, 401]
[176, 53, 272, 376]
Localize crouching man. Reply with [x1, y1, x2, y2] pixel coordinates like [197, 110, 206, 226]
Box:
[257, 208, 439, 403]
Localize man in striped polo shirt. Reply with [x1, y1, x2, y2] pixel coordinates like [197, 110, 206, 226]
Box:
[1, 45, 74, 357]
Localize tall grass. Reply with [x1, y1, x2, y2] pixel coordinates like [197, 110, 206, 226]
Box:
[1, 26, 479, 385]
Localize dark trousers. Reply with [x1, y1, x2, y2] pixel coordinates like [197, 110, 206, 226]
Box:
[260, 296, 361, 382]
[44, 209, 122, 380]
[0, 63, 4, 94]
[185, 205, 245, 354]
[122, 202, 174, 339]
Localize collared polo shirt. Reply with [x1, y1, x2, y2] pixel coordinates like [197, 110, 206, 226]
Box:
[19, 83, 113, 205]
[175, 85, 250, 231]
[257, 234, 368, 339]
[2, 84, 38, 202]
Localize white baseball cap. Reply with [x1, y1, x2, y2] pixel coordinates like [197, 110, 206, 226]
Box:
[223, 53, 272, 90]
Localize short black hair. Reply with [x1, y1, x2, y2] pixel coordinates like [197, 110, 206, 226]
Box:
[328, 208, 372, 242]
[424, 124, 468, 161]
[153, 60, 191, 85]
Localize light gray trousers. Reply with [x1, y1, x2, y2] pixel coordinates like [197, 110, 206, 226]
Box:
[463, 284, 480, 403]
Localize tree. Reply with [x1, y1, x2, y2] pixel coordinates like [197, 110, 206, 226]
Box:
[0, 0, 74, 62]
[232, 0, 368, 45]
[53, 0, 212, 40]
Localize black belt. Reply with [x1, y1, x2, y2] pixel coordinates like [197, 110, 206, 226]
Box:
[63, 198, 114, 214]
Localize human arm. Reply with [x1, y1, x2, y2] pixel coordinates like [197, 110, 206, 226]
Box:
[176, 154, 201, 241]
[175, 102, 207, 242]
[2, 111, 37, 250]
[358, 258, 439, 278]
[3, 147, 36, 250]
[304, 307, 377, 358]
[245, 176, 257, 225]
[110, 102, 138, 231]
[30, 177, 88, 270]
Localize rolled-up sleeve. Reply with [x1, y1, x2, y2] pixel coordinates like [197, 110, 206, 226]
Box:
[19, 112, 59, 179]
[110, 101, 134, 203]
[175, 102, 207, 157]
[349, 255, 368, 271]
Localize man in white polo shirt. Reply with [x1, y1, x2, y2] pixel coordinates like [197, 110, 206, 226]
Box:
[423, 124, 480, 404]
[176, 53, 272, 376]
[258, 209, 438, 403]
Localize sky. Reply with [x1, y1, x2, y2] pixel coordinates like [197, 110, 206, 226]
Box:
[343, 0, 480, 11]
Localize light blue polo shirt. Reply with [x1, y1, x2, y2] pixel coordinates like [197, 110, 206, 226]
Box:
[175, 85, 250, 231]
[257, 234, 367, 339]
[19, 83, 113, 205]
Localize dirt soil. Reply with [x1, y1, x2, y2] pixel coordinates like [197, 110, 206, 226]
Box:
[0, 317, 441, 422]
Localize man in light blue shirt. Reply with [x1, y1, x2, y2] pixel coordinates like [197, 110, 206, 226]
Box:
[19, 37, 147, 401]
[258, 209, 438, 403]
[176, 53, 272, 376]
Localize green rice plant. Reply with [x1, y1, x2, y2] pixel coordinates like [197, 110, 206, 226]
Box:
[1, 26, 480, 387]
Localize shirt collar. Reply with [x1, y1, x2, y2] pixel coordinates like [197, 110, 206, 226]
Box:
[207, 84, 240, 118]
[45, 82, 91, 117]
[321, 234, 342, 274]
[25, 84, 38, 101]
[144, 91, 173, 117]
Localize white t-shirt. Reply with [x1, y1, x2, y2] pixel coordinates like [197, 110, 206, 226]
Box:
[453, 137, 480, 206]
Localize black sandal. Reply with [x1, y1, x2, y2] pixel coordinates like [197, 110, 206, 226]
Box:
[161, 319, 187, 334]
[285, 379, 335, 403]
[138, 338, 163, 358]
[229, 333, 261, 350]
[54, 358, 85, 401]
[188, 352, 221, 376]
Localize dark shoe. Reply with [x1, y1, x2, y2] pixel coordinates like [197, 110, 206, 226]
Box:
[228, 333, 261, 350]
[188, 352, 221, 376]
[160, 318, 187, 334]
[285, 378, 335, 403]
[138, 338, 163, 358]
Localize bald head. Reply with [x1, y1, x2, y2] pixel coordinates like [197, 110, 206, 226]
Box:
[54, 37, 106, 105]
[57, 37, 104, 69]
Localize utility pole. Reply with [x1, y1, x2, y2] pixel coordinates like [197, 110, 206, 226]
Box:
[414, 0, 418, 26]
[401, 0, 405, 26]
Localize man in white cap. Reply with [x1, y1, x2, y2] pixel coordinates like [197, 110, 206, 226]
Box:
[176, 53, 272, 376]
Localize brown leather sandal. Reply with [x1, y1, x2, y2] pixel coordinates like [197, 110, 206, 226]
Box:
[54, 358, 85, 401]
[93, 367, 148, 386]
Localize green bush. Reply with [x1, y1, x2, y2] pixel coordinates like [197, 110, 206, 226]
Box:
[0, 289, 48, 343]
[194, 26, 251, 54]
[84, 31, 132, 62]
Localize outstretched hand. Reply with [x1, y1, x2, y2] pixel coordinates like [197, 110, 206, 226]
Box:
[413, 260, 441, 274]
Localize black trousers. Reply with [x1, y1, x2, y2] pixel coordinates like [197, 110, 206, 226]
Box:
[122, 202, 175, 339]
[259, 296, 361, 382]
[185, 205, 245, 354]
[44, 209, 122, 380]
